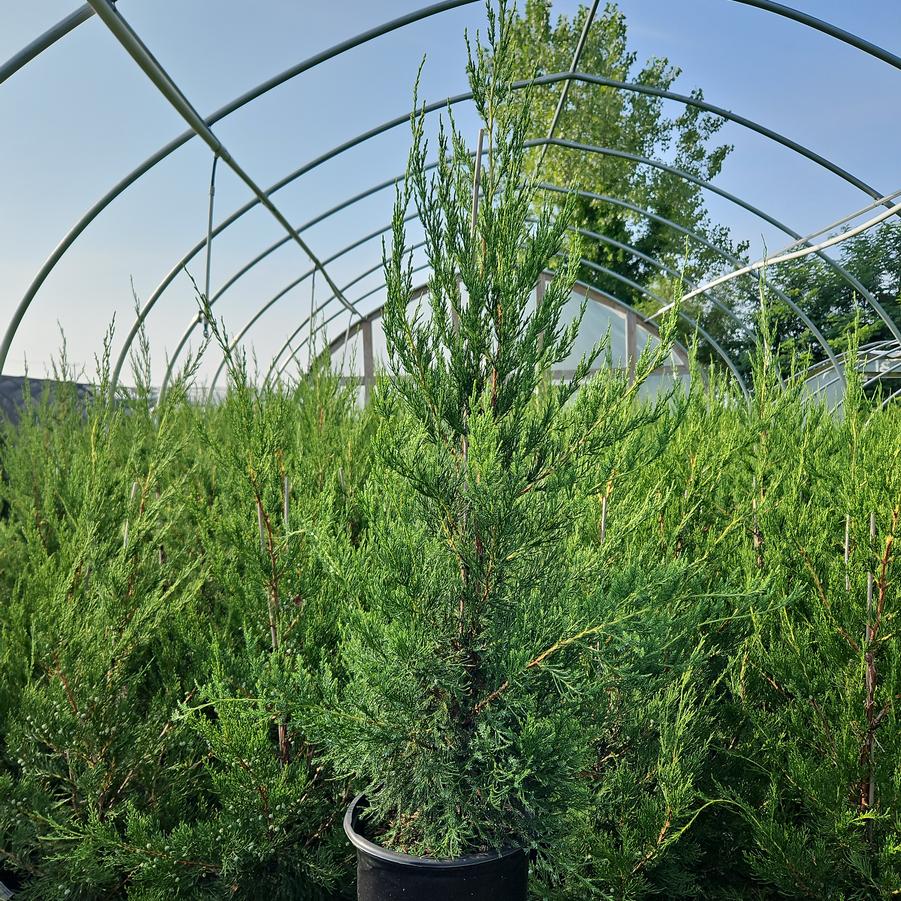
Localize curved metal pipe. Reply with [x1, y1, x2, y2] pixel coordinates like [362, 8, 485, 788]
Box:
[265, 248, 428, 386]
[213, 182, 810, 397]
[12, 65, 889, 382]
[107, 89, 482, 389]
[0, 4, 108, 87]
[176, 121, 853, 396]
[729, 0, 901, 72]
[185, 70, 897, 366]
[136, 72, 896, 387]
[92, 0, 357, 330]
[562, 74, 891, 213]
[534, 0, 601, 175]
[568, 224, 751, 338]
[262, 131, 848, 386]
[9, 69, 895, 381]
[159, 170, 422, 397]
[271, 260, 432, 388]
[228, 208, 749, 395]
[235, 240, 428, 394]
[541, 183, 845, 381]
[564, 258, 750, 394]
[272, 252, 743, 395]
[536, 138, 900, 356]
[4, 1, 900, 375]
[168, 114, 901, 394]
[881, 385, 901, 409]
[193, 199, 750, 400]
[0, 0, 479, 377]
[277, 265, 739, 399]
[811, 340, 898, 398]
[168, 145, 753, 394]
[159, 201, 421, 397]
[566, 191, 844, 385]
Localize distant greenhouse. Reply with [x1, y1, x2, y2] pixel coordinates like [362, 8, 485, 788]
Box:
[0, 375, 93, 426]
[322, 273, 693, 404]
[804, 340, 901, 409]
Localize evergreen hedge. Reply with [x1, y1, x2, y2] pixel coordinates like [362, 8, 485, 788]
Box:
[0, 318, 897, 898]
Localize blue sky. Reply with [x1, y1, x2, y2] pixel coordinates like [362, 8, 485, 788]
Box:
[1, 1, 899, 383]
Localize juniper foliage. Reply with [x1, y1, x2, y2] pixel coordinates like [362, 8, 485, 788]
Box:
[0, 332, 364, 900]
[0, 306, 898, 898]
[310, 0, 683, 862]
[0, 36, 899, 899]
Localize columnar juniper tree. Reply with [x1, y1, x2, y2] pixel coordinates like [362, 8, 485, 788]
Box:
[314, 1, 679, 861]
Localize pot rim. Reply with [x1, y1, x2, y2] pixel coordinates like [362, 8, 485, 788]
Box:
[343, 794, 523, 870]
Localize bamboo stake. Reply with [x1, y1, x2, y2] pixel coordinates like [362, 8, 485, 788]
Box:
[458, 127, 486, 634]
[866, 512, 876, 645]
[599, 477, 613, 546]
[752, 491, 763, 569]
[155, 488, 164, 566]
[452, 127, 484, 333]
[283, 475, 290, 532]
[470, 128, 484, 236]
[600, 493, 608, 546]
[844, 513, 851, 592]
[257, 496, 288, 762]
[123, 480, 139, 549]
[257, 498, 265, 552]
[862, 511, 876, 820]
[256, 500, 276, 650]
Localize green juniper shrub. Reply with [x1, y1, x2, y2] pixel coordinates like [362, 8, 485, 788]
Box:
[0, 330, 365, 899]
[0, 287, 898, 899]
[307, 1, 691, 877]
[718, 319, 901, 899]
[0, 340, 213, 898]
[1, 69, 900, 901]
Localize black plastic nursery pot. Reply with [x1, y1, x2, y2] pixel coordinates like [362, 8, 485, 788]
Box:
[344, 794, 528, 901]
